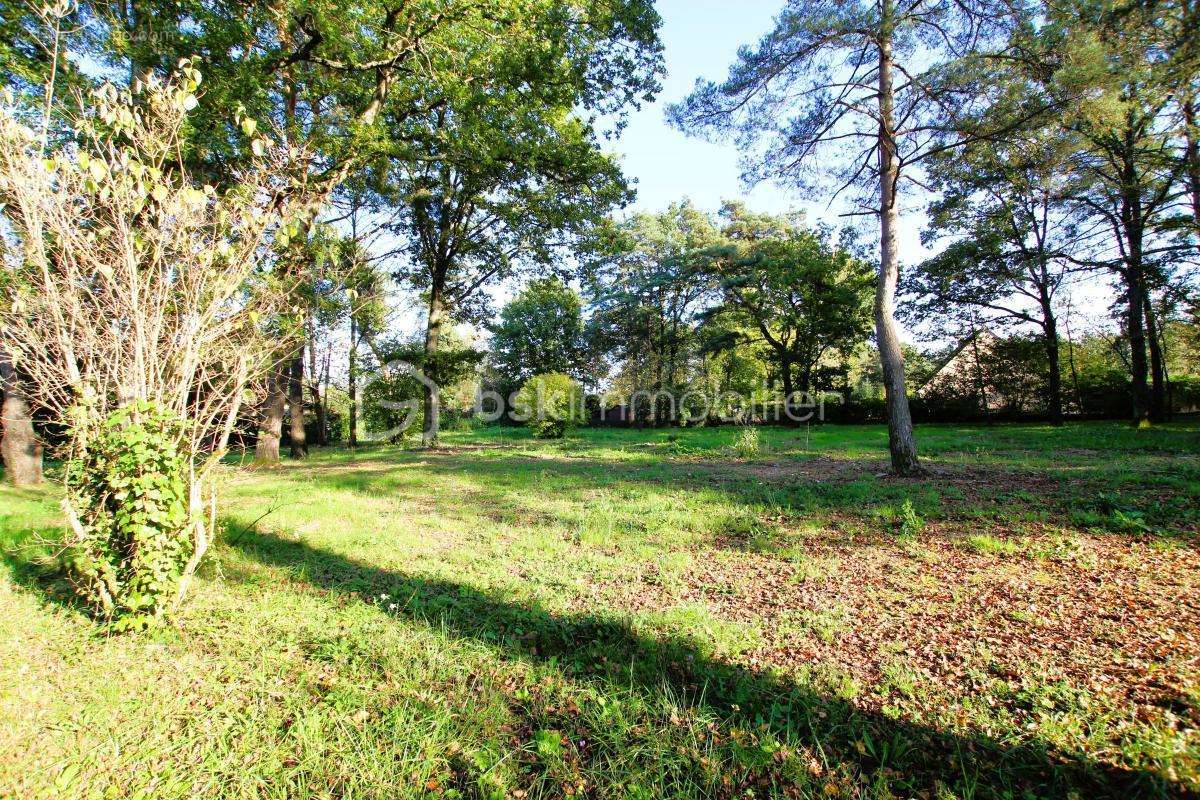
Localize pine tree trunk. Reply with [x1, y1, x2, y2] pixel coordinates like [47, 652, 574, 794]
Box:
[1040, 298, 1064, 426]
[1064, 304, 1085, 416]
[307, 326, 326, 446]
[421, 282, 445, 448]
[1185, 97, 1200, 235]
[349, 315, 359, 448]
[1, 350, 43, 486]
[313, 389, 328, 447]
[255, 365, 287, 463]
[1144, 296, 1167, 422]
[1118, 136, 1153, 427]
[288, 349, 308, 458]
[1126, 269, 1152, 426]
[875, 7, 921, 475]
[1121, 196, 1152, 427]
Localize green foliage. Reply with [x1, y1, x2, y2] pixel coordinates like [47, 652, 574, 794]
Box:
[964, 534, 1021, 556]
[71, 0, 662, 184]
[584, 201, 722, 421]
[62, 401, 192, 628]
[489, 277, 588, 392]
[697, 204, 875, 397]
[533, 728, 564, 760]
[1067, 334, 1133, 418]
[909, 124, 1080, 341]
[585, 201, 873, 420]
[917, 332, 1053, 420]
[1173, 375, 1200, 410]
[0, 1, 95, 135]
[691, 325, 772, 421]
[393, 101, 632, 324]
[665, 0, 1012, 206]
[515, 373, 586, 438]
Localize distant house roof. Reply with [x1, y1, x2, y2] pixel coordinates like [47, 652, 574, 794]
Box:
[917, 328, 999, 398]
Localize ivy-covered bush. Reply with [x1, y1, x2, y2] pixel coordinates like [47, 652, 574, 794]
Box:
[515, 373, 586, 438]
[63, 401, 193, 628]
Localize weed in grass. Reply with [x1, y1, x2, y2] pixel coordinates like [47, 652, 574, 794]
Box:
[788, 556, 832, 583]
[1024, 533, 1098, 568]
[881, 661, 923, 701]
[645, 551, 692, 593]
[809, 663, 861, 701]
[767, 523, 826, 561]
[964, 534, 1023, 556]
[731, 426, 761, 458]
[635, 602, 763, 658]
[899, 500, 925, 538]
[719, 508, 773, 549]
[778, 605, 848, 645]
[873, 499, 927, 538]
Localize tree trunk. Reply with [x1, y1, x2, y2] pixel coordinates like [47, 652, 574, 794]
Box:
[306, 325, 327, 446]
[969, 326, 992, 426]
[779, 352, 795, 423]
[875, 7, 921, 475]
[312, 385, 328, 447]
[1120, 197, 1153, 428]
[349, 315, 359, 448]
[421, 280, 445, 448]
[1143, 295, 1167, 422]
[255, 364, 287, 463]
[1126, 271, 1152, 426]
[1064, 301, 1085, 416]
[126, 0, 153, 82]
[1040, 299, 1064, 426]
[288, 348, 308, 458]
[1, 350, 43, 486]
[1185, 97, 1200, 235]
[1117, 132, 1153, 428]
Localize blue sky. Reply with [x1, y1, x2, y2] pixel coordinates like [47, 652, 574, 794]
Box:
[613, 0, 793, 215]
[608, 0, 931, 274]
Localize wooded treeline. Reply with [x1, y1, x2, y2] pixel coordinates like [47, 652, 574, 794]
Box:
[2, 0, 1199, 483]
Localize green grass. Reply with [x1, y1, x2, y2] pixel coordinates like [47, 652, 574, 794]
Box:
[2, 421, 1198, 799]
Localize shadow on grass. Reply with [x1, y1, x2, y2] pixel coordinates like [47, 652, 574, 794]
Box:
[0, 520, 94, 620]
[227, 526, 1184, 799]
[0, 485, 72, 602]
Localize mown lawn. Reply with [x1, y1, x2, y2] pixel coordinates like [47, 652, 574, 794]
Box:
[2, 422, 1198, 799]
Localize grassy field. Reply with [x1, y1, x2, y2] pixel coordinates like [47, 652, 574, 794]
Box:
[2, 422, 1198, 799]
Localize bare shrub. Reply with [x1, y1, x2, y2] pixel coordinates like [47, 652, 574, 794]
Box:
[0, 64, 307, 624]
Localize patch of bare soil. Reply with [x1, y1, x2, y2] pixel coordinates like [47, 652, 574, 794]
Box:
[707, 457, 1062, 493]
[421, 443, 526, 454]
[731, 457, 890, 482]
